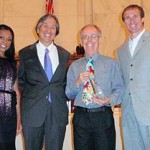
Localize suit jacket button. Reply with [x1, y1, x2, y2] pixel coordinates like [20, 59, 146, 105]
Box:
[130, 64, 133, 67]
[46, 96, 48, 99]
[130, 78, 133, 81]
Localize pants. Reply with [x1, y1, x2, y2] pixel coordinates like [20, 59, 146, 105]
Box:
[122, 105, 150, 150]
[22, 104, 66, 150]
[73, 107, 116, 150]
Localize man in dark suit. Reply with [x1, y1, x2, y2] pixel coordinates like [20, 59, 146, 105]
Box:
[18, 14, 70, 150]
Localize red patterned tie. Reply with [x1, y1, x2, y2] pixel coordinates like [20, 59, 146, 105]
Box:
[82, 58, 94, 105]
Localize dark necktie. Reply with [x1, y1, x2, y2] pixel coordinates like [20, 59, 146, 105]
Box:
[82, 58, 94, 105]
[44, 48, 53, 102]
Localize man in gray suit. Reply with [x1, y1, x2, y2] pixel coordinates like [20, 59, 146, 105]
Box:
[117, 4, 150, 150]
[18, 14, 70, 150]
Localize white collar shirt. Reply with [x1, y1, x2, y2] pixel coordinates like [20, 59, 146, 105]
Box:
[129, 29, 145, 56]
[36, 41, 59, 74]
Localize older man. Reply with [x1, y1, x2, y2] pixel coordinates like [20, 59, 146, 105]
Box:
[66, 24, 124, 150]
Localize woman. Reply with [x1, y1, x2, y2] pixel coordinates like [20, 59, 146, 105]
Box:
[0, 24, 22, 150]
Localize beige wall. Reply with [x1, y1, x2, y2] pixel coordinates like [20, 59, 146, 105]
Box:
[0, 0, 150, 57]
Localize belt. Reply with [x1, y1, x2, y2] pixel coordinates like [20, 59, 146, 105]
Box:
[76, 106, 107, 112]
[0, 89, 14, 94]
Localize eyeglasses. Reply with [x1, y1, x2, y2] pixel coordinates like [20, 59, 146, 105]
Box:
[81, 34, 100, 41]
[0, 35, 12, 42]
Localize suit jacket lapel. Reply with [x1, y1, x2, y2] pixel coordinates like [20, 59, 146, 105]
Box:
[29, 43, 48, 81]
[121, 41, 131, 59]
[29, 44, 68, 83]
[125, 41, 131, 58]
[132, 31, 147, 58]
[52, 47, 63, 78]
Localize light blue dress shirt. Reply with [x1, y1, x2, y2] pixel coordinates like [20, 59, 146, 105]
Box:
[65, 52, 124, 108]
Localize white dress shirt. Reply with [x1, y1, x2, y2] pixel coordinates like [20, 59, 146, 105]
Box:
[36, 41, 59, 74]
[129, 29, 145, 56]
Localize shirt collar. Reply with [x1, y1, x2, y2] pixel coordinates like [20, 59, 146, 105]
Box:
[38, 41, 54, 52]
[129, 29, 145, 41]
[85, 51, 100, 62]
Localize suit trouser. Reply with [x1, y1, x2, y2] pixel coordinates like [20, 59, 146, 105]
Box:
[122, 104, 150, 150]
[73, 107, 116, 150]
[22, 105, 66, 150]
